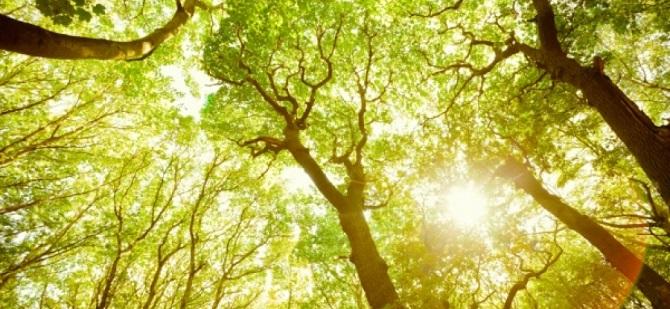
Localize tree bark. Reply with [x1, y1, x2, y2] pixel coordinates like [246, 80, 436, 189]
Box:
[521, 0, 670, 206]
[497, 158, 670, 308]
[0, 0, 195, 60]
[284, 128, 400, 308]
[336, 209, 399, 309]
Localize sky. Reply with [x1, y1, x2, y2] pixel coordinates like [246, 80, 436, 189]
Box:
[160, 64, 219, 120]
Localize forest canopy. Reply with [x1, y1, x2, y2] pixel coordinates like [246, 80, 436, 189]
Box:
[1, 0, 670, 308]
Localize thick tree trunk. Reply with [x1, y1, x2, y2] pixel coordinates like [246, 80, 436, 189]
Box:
[284, 128, 400, 308]
[337, 209, 399, 309]
[0, 0, 194, 60]
[497, 158, 670, 308]
[574, 69, 670, 206]
[521, 0, 670, 206]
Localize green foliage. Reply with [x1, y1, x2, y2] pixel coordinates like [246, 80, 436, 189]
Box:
[2, 0, 670, 307]
[35, 0, 106, 25]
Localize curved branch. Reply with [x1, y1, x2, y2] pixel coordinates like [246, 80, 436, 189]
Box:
[0, 0, 196, 60]
[410, 0, 464, 18]
[240, 136, 285, 157]
[503, 249, 562, 309]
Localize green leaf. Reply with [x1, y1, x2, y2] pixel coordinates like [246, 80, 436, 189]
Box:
[35, 0, 53, 16]
[92, 4, 105, 15]
[75, 8, 92, 22]
[52, 15, 72, 25]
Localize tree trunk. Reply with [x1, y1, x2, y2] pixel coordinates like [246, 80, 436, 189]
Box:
[97, 252, 121, 309]
[284, 129, 400, 308]
[0, 0, 195, 60]
[574, 68, 670, 206]
[337, 209, 399, 309]
[520, 0, 670, 206]
[497, 158, 670, 308]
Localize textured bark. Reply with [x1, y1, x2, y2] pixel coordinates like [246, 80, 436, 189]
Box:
[522, 0, 670, 205]
[498, 158, 670, 308]
[577, 74, 670, 205]
[0, 0, 195, 60]
[284, 128, 400, 308]
[338, 210, 399, 309]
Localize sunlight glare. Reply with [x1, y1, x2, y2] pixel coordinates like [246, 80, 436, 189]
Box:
[444, 183, 488, 227]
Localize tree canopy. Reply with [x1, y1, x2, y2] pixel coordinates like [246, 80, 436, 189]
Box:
[1, 0, 670, 308]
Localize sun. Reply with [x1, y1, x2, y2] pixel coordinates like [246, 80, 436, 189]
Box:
[444, 183, 488, 227]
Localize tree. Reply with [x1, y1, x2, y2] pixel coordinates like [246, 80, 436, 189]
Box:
[519, 0, 670, 206]
[497, 157, 670, 307]
[2, 0, 670, 308]
[202, 2, 409, 306]
[413, 0, 670, 204]
[0, 44, 288, 307]
[411, 0, 670, 303]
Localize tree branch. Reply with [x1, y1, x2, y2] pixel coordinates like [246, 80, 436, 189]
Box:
[0, 0, 197, 60]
